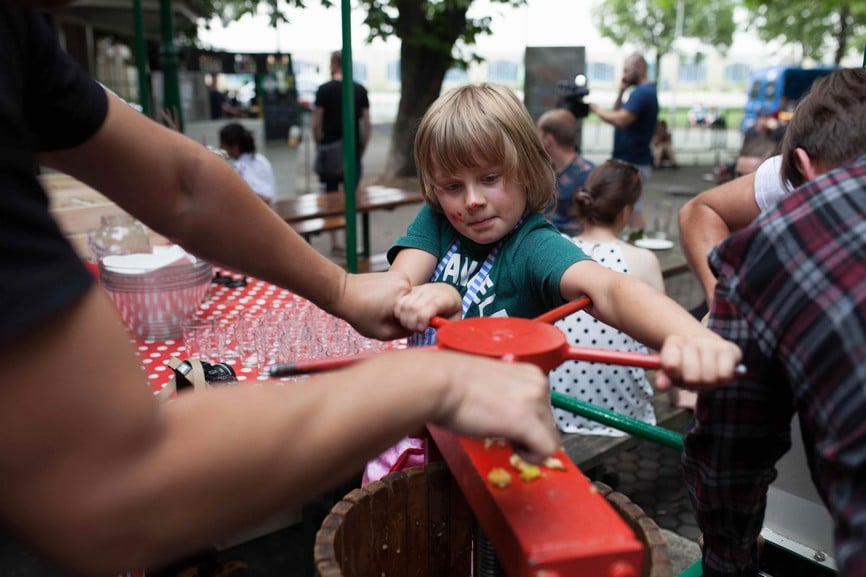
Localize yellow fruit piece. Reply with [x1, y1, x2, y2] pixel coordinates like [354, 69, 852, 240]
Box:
[509, 454, 542, 481]
[487, 467, 512, 488]
[542, 457, 566, 471]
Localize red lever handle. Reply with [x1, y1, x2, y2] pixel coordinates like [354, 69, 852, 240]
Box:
[533, 296, 592, 324]
[564, 346, 662, 369]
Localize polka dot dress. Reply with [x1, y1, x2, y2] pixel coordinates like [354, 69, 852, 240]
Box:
[549, 240, 656, 436]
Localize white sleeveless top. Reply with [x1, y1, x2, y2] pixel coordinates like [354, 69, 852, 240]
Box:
[548, 239, 656, 436]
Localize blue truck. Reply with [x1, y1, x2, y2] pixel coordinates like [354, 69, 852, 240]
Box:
[741, 65, 836, 133]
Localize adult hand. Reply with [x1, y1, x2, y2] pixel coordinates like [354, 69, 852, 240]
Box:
[394, 283, 462, 333]
[428, 352, 559, 464]
[336, 270, 413, 340]
[653, 334, 742, 391]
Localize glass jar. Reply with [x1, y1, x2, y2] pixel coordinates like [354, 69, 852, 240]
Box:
[88, 214, 151, 261]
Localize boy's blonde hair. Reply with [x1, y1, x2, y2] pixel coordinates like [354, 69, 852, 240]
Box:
[414, 83, 555, 213]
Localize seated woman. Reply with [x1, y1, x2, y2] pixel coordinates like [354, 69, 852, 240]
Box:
[549, 159, 664, 435]
[219, 123, 276, 205]
[652, 120, 678, 169]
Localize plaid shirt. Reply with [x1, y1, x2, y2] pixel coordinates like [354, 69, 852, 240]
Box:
[682, 153, 866, 577]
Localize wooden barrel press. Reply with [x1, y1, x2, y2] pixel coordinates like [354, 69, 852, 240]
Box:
[315, 462, 671, 577]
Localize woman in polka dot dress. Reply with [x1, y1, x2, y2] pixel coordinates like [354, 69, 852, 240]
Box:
[549, 159, 664, 435]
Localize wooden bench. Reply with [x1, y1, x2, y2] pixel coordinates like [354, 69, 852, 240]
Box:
[561, 392, 691, 473]
[289, 215, 347, 242]
[275, 187, 424, 258]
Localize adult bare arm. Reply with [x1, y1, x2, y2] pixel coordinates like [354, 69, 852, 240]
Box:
[588, 102, 636, 128]
[678, 173, 761, 305]
[38, 91, 409, 339]
[311, 105, 324, 143]
[359, 107, 372, 154]
[0, 286, 557, 575]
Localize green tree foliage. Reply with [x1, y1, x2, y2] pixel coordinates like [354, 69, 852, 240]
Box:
[203, 0, 525, 178]
[594, 0, 735, 84]
[741, 0, 866, 65]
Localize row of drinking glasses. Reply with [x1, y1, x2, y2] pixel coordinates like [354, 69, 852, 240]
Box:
[181, 297, 398, 373]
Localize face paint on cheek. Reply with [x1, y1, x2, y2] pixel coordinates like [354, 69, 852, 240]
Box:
[450, 212, 463, 221]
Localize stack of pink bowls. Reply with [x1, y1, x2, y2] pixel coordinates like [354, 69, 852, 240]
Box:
[98, 251, 212, 340]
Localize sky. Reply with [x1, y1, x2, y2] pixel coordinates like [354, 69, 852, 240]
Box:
[196, 0, 617, 55]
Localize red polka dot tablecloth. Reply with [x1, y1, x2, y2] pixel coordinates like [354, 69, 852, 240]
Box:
[134, 270, 403, 398]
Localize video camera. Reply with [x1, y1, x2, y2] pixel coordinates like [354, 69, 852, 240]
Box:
[556, 73, 590, 119]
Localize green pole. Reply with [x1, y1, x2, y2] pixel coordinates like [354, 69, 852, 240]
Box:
[340, 0, 358, 273]
[550, 391, 685, 451]
[159, 0, 183, 131]
[132, 0, 151, 116]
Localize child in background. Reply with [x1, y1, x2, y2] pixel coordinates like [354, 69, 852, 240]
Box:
[548, 159, 663, 435]
[219, 122, 276, 205]
[362, 84, 740, 484]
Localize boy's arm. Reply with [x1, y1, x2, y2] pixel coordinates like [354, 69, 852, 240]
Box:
[560, 260, 741, 391]
[390, 248, 461, 331]
[390, 247, 439, 285]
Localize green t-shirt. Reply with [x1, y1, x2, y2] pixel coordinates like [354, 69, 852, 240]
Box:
[388, 206, 591, 319]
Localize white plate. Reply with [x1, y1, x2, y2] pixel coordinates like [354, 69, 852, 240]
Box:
[102, 245, 192, 273]
[634, 237, 675, 250]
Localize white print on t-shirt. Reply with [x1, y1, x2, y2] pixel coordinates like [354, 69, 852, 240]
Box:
[439, 253, 504, 317]
[440, 253, 480, 286]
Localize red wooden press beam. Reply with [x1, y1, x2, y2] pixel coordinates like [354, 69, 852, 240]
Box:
[428, 426, 644, 577]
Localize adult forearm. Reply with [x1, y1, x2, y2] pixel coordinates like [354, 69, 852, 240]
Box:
[110, 368, 451, 569]
[679, 202, 731, 305]
[42, 93, 348, 316]
[47, 350, 550, 574]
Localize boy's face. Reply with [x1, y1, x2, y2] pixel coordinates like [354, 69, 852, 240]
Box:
[431, 165, 527, 245]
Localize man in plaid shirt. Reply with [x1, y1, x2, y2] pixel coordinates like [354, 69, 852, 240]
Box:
[682, 68, 866, 576]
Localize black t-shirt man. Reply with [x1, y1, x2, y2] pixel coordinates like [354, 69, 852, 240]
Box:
[313, 78, 370, 191]
[0, 0, 108, 344]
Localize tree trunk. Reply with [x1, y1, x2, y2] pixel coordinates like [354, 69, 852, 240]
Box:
[834, 3, 851, 66]
[384, 43, 450, 179]
[382, 0, 468, 180]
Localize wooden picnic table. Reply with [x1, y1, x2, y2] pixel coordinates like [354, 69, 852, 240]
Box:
[273, 186, 424, 258]
[656, 241, 690, 278]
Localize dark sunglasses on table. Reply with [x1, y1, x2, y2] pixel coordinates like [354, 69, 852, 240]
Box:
[171, 358, 237, 391]
[212, 271, 248, 288]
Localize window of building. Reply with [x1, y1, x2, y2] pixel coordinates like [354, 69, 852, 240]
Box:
[586, 62, 615, 83]
[352, 61, 367, 83]
[387, 60, 401, 83]
[293, 60, 320, 76]
[444, 67, 469, 82]
[724, 62, 751, 84]
[678, 61, 707, 84]
[488, 60, 519, 83]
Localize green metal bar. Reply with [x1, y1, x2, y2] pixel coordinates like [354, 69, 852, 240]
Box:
[159, 0, 183, 131]
[132, 0, 151, 115]
[550, 391, 699, 574]
[679, 559, 703, 577]
[340, 0, 358, 272]
[550, 391, 685, 451]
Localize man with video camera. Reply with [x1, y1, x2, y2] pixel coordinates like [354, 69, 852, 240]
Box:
[589, 52, 659, 182]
